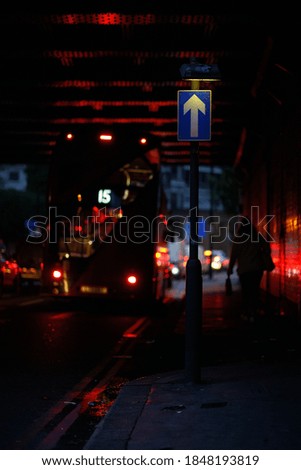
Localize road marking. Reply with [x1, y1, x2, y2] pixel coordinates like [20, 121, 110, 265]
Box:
[18, 298, 45, 306]
[21, 315, 151, 449]
[122, 317, 148, 338]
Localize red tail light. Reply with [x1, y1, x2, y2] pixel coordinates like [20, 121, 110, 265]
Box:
[52, 269, 63, 280]
[99, 133, 113, 141]
[127, 275, 137, 285]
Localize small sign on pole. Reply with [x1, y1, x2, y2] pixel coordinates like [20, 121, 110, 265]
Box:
[177, 90, 212, 141]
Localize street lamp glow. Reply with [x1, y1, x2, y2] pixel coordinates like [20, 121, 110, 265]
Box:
[180, 58, 221, 82]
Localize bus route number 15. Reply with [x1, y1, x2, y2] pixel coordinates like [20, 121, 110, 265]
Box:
[98, 189, 112, 204]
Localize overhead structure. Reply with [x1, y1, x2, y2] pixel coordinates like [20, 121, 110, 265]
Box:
[0, 8, 297, 165]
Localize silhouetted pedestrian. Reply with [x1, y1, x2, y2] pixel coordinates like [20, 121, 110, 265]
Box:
[227, 218, 271, 322]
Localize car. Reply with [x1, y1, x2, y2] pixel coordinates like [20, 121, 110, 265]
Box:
[19, 263, 42, 291]
[202, 249, 229, 274]
[13, 241, 43, 292]
[0, 253, 20, 296]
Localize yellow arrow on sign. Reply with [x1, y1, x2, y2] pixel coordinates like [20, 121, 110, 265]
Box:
[183, 94, 206, 137]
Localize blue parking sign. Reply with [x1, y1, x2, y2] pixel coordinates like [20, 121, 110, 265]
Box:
[177, 90, 211, 141]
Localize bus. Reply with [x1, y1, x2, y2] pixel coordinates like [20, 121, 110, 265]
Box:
[41, 127, 172, 304]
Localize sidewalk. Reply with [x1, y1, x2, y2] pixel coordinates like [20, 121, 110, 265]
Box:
[85, 272, 301, 450]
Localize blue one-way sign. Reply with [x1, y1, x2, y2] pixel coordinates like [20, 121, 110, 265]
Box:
[177, 90, 211, 141]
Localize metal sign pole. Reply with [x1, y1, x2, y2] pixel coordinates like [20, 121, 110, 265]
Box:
[178, 59, 220, 384]
[185, 138, 202, 383]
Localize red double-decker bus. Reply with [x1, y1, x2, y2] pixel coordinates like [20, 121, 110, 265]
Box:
[39, 127, 172, 304]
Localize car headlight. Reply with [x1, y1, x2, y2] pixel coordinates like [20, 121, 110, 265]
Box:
[171, 266, 180, 276]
